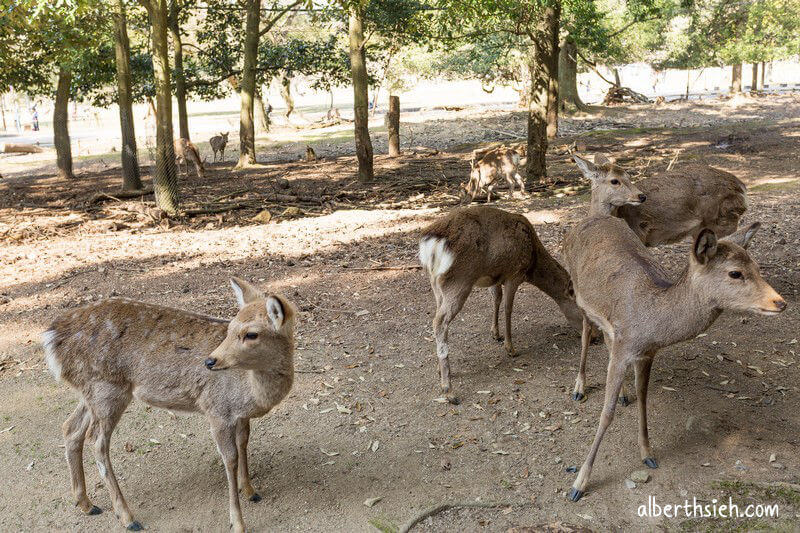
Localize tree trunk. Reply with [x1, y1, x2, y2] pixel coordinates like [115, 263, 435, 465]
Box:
[730, 63, 742, 94]
[558, 36, 589, 112]
[545, 2, 560, 139]
[254, 87, 270, 134]
[751, 63, 758, 92]
[387, 95, 400, 157]
[348, 4, 374, 182]
[761, 62, 766, 89]
[237, 0, 260, 167]
[168, 0, 189, 140]
[526, 5, 558, 181]
[113, 0, 143, 191]
[142, 0, 179, 214]
[54, 67, 74, 180]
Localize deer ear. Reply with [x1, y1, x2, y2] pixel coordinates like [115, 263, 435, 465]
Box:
[572, 154, 597, 178]
[266, 296, 285, 330]
[693, 229, 718, 264]
[593, 153, 613, 165]
[230, 277, 263, 308]
[724, 221, 760, 249]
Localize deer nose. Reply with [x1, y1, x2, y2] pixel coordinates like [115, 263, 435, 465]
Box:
[638, 194, 647, 203]
[204, 358, 217, 370]
[774, 299, 787, 312]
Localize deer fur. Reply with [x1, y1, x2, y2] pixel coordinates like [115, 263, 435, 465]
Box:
[572, 154, 647, 216]
[174, 138, 206, 179]
[616, 164, 747, 245]
[209, 132, 229, 163]
[562, 217, 785, 502]
[419, 206, 583, 403]
[462, 147, 526, 203]
[43, 278, 295, 533]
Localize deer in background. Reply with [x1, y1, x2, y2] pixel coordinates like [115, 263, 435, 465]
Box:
[210, 132, 229, 163]
[563, 215, 785, 502]
[462, 147, 526, 203]
[174, 137, 206, 179]
[574, 154, 747, 245]
[419, 206, 584, 403]
[44, 278, 295, 533]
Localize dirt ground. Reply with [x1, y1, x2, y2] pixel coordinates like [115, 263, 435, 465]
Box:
[1, 94, 799, 532]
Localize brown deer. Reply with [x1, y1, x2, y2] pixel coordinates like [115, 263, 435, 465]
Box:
[462, 147, 526, 203]
[43, 278, 295, 533]
[174, 138, 206, 179]
[209, 132, 229, 163]
[572, 154, 647, 216]
[616, 164, 747, 246]
[419, 206, 584, 403]
[563, 218, 785, 502]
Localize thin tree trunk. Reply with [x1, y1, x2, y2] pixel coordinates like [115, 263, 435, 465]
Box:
[545, 2, 560, 139]
[730, 63, 742, 94]
[526, 5, 558, 181]
[237, 0, 260, 167]
[761, 62, 766, 89]
[751, 63, 758, 92]
[142, 0, 179, 214]
[113, 0, 142, 191]
[349, 3, 373, 182]
[387, 95, 400, 157]
[0, 95, 6, 131]
[168, 0, 189, 140]
[613, 68, 621, 87]
[254, 86, 270, 134]
[558, 36, 589, 112]
[54, 67, 74, 180]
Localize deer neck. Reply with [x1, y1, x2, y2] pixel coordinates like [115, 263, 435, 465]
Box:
[589, 196, 618, 217]
[247, 358, 294, 412]
[651, 268, 722, 348]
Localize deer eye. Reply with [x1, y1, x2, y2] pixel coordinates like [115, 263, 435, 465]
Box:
[244, 332, 259, 340]
[610, 179, 620, 185]
[728, 271, 743, 280]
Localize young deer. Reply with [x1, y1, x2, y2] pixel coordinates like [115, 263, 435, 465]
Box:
[572, 154, 647, 216]
[462, 147, 526, 203]
[210, 132, 229, 163]
[615, 163, 747, 246]
[419, 206, 584, 403]
[44, 279, 295, 533]
[174, 137, 206, 179]
[563, 219, 786, 502]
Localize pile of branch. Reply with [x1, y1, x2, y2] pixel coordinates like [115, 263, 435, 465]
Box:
[88, 188, 154, 205]
[602, 86, 651, 105]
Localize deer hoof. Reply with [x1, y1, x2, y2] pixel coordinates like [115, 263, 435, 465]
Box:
[87, 505, 102, 516]
[127, 521, 144, 531]
[643, 457, 659, 469]
[618, 395, 631, 407]
[571, 391, 584, 402]
[446, 394, 461, 405]
[567, 487, 584, 502]
[249, 492, 262, 503]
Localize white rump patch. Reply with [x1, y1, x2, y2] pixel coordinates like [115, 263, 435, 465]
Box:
[418, 237, 454, 279]
[42, 329, 61, 381]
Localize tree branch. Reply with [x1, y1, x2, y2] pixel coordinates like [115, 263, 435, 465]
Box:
[259, 0, 304, 37]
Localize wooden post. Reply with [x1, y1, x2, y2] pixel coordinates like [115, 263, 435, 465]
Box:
[388, 95, 400, 157]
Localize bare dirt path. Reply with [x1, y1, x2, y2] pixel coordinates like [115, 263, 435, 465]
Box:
[1, 96, 799, 532]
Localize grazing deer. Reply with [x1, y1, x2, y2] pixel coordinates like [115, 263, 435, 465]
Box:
[210, 132, 229, 163]
[563, 218, 785, 502]
[462, 147, 526, 203]
[616, 164, 747, 246]
[419, 206, 584, 403]
[174, 137, 206, 179]
[43, 279, 295, 533]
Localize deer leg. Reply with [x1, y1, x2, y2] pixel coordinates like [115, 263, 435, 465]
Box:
[572, 316, 592, 401]
[236, 419, 260, 502]
[569, 348, 630, 502]
[86, 387, 138, 530]
[62, 401, 99, 516]
[514, 172, 525, 194]
[433, 285, 471, 404]
[430, 276, 443, 312]
[211, 420, 245, 533]
[505, 172, 516, 199]
[502, 278, 522, 356]
[635, 354, 658, 468]
[490, 284, 503, 341]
